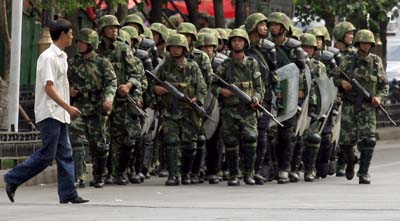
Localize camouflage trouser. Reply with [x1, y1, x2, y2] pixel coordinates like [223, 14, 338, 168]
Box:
[162, 113, 200, 177]
[221, 108, 257, 177]
[110, 100, 142, 176]
[340, 103, 376, 176]
[70, 114, 109, 180]
[191, 124, 206, 176]
[70, 117, 88, 181]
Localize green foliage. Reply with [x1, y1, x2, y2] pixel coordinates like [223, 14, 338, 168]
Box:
[33, 0, 128, 14]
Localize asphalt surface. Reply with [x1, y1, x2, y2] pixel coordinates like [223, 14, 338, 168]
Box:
[0, 139, 399, 221]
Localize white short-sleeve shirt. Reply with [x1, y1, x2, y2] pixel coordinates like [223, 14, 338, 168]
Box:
[34, 43, 70, 124]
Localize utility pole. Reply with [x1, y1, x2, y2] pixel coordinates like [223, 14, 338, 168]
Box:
[7, 0, 23, 132]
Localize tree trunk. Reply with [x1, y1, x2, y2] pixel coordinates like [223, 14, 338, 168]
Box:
[117, 3, 128, 22]
[185, 0, 199, 28]
[213, 0, 225, 28]
[150, 0, 162, 23]
[235, 0, 246, 28]
[0, 0, 11, 82]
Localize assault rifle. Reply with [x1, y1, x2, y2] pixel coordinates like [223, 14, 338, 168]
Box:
[145, 70, 215, 123]
[126, 94, 147, 118]
[212, 73, 284, 127]
[339, 70, 396, 126]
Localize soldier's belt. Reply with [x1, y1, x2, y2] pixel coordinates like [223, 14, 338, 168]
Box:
[76, 90, 103, 102]
[233, 81, 252, 88]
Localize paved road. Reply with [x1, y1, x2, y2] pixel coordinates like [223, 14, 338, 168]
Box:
[1, 139, 400, 221]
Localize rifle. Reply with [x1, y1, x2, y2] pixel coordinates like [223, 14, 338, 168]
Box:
[126, 94, 147, 118]
[145, 70, 215, 123]
[212, 73, 284, 127]
[339, 70, 396, 126]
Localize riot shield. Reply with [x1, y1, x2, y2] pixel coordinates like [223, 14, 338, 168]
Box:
[203, 91, 220, 139]
[269, 63, 299, 127]
[141, 108, 155, 136]
[295, 65, 312, 136]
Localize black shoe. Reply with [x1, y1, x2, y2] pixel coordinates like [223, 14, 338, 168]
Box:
[129, 174, 142, 184]
[304, 172, 315, 182]
[190, 175, 200, 184]
[165, 176, 180, 186]
[94, 177, 105, 188]
[244, 176, 255, 185]
[254, 173, 265, 185]
[115, 175, 129, 185]
[345, 164, 355, 180]
[336, 168, 345, 177]
[289, 171, 300, 183]
[159, 169, 169, 178]
[328, 161, 336, 176]
[89, 179, 95, 187]
[78, 180, 85, 188]
[181, 175, 191, 185]
[104, 175, 114, 184]
[60, 196, 89, 204]
[222, 171, 229, 181]
[138, 172, 145, 183]
[5, 183, 17, 203]
[227, 177, 240, 186]
[359, 174, 371, 184]
[208, 175, 219, 184]
[277, 171, 289, 184]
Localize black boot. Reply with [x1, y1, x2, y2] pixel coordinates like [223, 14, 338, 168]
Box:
[277, 170, 289, 184]
[227, 177, 240, 186]
[358, 149, 374, 184]
[93, 158, 107, 188]
[181, 174, 191, 185]
[341, 145, 356, 180]
[254, 173, 266, 185]
[181, 148, 195, 185]
[336, 150, 346, 177]
[244, 175, 256, 185]
[208, 174, 219, 184]
[165, 176, 180, 186]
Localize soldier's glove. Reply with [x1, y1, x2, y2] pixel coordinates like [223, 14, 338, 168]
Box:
[276, 97, 283, 110]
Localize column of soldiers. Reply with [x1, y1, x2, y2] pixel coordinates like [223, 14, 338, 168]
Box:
[67, 10, 388, 188]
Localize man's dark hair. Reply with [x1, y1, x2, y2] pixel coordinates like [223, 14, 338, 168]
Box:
[49, 18, 72, 41]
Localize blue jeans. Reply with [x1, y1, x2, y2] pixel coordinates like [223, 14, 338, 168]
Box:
[4, 118, 78, 201]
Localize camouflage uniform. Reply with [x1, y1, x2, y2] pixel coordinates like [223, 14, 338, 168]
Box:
[212, 29, 264, 186]
[96, 15, 146, 185]
[244, 12, 281, 184]
[149, 23, 170, 60]
[68, 28, 117, 188]
[154, 34, 207, 185]
[334, 29, 388, 184]
[299, 33, 328, 182]
[267, 12, 307, 184]
[178, 23, 213, 183]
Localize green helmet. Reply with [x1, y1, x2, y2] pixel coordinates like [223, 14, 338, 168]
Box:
[318, 26, 331, 42]
[121, 26, 140, 43]
[142, 27, 153, 40]
[227, 28, 250, 50]
[333, 21, 356, 42]
[168, 28, 177, 36]
[290, 25, 303, 40]
[216, 28, 228, 41]
[300, 33, 318, 48]
[224, 28, 232, 36]
[197, 32, 218, 48]
[308, 27, 325, 39]
[118, 29, 132, 47]
[121, 14, 144, 34]
[354, 29, 375, 47]
[199, 28, 220, 40]
[267, 12, 291, 31]
[76, 28, 99, 50]
[97, 15, 121, 33]
[244, 12, 268, 33]
[177, 22, 198, 40]
[149, 22, 169, 42]
[166, 33, 189, 52]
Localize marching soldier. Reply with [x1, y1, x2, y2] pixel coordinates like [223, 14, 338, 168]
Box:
[212, 29, 264, 186]
[334, 29, 388, 184]
[153, 34, 207, 186]
[68, 28, 117, 188]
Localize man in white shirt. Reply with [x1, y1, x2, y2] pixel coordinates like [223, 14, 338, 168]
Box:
[4, 18, 88, 204]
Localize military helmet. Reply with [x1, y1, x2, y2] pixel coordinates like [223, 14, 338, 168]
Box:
[216, 28, 228, 41]
[168, 28, 177, 36]
[177, 22, 198, 40]
[267, 12, 291, 31]
[308, 27, 325, 38]
[142, 26, 153, 40]
[118, 29, 132, 47]
[224, 28, 232, 36]
[166, 33, 190, 52]
[300, 33, 318, 48]
[199, 28, 220, 40]
[354, 29, 375, 47]
[333, 21, 356, 42]
[149, 22, 169, 42]
[289, 25, 303, 40]
[97, 15, 121, 33]
[121, 26, 140, 43]
[227, 28, 250, 50]
[197, 32, 218, 48]
[76, 28, 99, 50]
[121, 14, 144, 34]
[318, 26, 331, 42]
[244, 12, 268, 33]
